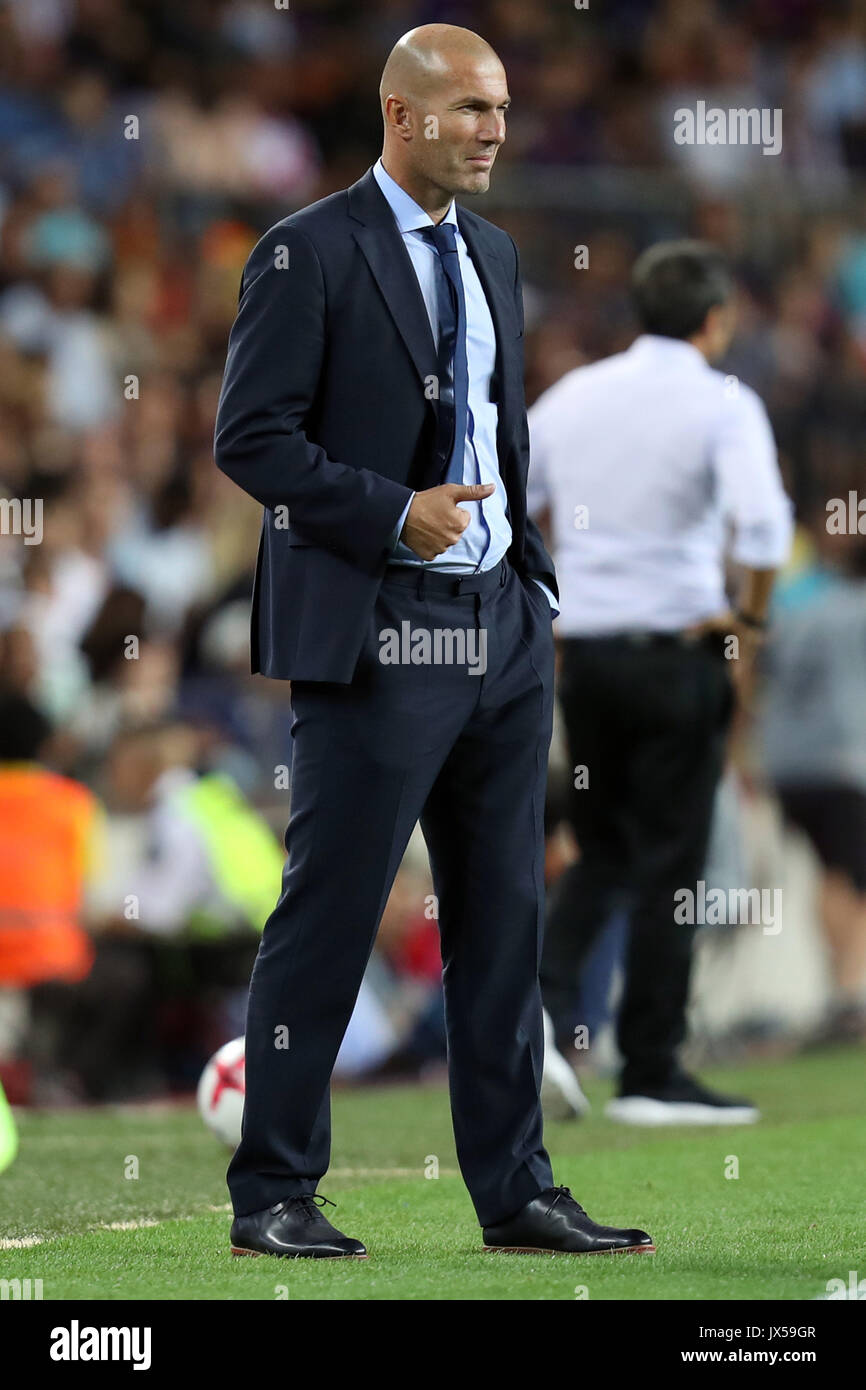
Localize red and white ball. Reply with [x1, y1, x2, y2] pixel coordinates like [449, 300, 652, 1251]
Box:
[197, 1036, 245, 1148]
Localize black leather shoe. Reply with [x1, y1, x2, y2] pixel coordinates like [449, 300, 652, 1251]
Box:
[482, 1186, 655, 1255]
[230, 1194, 367, 1259]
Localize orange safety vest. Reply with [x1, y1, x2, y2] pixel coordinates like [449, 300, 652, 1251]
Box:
[0, 765, 96, 987]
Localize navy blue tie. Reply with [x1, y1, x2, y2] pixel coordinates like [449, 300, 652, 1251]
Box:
[419, 222, 469, 486]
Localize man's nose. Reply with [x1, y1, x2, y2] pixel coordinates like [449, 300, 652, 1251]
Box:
[477, 116, 506, 145]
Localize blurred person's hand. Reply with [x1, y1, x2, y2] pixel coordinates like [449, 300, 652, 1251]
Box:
[684, 609, 765, 706]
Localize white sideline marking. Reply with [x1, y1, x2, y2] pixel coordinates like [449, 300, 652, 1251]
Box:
[0, 1169, 457, 1249]
[103, 1219, 162, 1231]
[1, 1219, 162, 1249]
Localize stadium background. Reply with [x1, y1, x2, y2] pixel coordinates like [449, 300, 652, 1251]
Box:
[0, 0, 864, 1122]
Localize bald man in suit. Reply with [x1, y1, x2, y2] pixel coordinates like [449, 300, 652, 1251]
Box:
[215, 23, 654, 1260]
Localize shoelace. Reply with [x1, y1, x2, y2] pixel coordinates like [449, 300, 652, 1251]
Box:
[548, 1186, 586, 1217]
[271, 1194, 337, 1223]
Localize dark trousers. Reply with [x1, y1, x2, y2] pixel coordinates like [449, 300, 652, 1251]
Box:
[228, 560, 555, 1227]
[541, 634, 733, 1092]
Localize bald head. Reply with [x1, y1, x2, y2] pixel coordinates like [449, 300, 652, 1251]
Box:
[379, 24, 500, 113]
[378, 24, 509, 214]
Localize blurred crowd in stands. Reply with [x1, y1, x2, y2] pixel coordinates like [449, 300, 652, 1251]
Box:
[0, 0, 865, 1104]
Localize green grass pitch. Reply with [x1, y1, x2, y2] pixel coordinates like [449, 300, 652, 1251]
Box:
[1, 1048, 862, 1300]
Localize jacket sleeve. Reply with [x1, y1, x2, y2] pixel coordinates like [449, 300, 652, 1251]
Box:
[214, 223, 413, 571]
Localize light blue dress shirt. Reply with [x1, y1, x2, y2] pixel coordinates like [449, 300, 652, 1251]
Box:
[373, 158, 510, 573]
[373, 160, 556, 613]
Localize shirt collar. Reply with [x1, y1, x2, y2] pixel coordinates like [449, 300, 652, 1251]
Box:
[373, 157, 458, 234]
[628, 334, 708, 368]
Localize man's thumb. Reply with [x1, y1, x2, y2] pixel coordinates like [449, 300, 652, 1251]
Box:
[450, 483, 496, 501]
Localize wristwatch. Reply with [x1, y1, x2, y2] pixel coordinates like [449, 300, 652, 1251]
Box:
[735, 610, 768, 631]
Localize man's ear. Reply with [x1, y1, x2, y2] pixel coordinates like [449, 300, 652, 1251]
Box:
[693, 302, 734, 360]
[709, 300, 737, 347]
[385, 94, 413, 139]
[703, 303, 726, 340]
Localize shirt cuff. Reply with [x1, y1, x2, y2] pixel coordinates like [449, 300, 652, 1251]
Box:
[729, 513, 794, 570]
[531, 578, 560, 617]
[389, 494, 415, 551]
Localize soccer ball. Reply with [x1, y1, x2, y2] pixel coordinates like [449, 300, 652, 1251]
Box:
[197, 1037, 245, 1148]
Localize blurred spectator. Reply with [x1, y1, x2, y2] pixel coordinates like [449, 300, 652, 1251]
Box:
[0, 690, 101, 1102]
[0, 689, 98, 983]
[92, 719, 284, 939]
[760, 531, 866, 1042]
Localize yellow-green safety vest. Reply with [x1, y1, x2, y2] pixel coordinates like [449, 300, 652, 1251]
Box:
[171, 773, 284, 938]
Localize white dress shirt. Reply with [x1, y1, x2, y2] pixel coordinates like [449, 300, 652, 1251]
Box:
[527, 334, 793, 636]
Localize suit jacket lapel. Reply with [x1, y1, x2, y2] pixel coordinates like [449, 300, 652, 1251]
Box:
[348, 170, 438, 398]
[455, 208, 517, 455]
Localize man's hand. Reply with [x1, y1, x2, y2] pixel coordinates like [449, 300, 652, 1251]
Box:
[400, 483, 495, 560]
[684, 609, 765, 705]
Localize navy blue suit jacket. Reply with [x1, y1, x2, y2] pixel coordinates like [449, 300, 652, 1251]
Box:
[214, 165, 558, 682]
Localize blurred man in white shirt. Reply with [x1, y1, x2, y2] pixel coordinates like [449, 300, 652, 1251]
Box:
[529, 240, 793, 1125]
